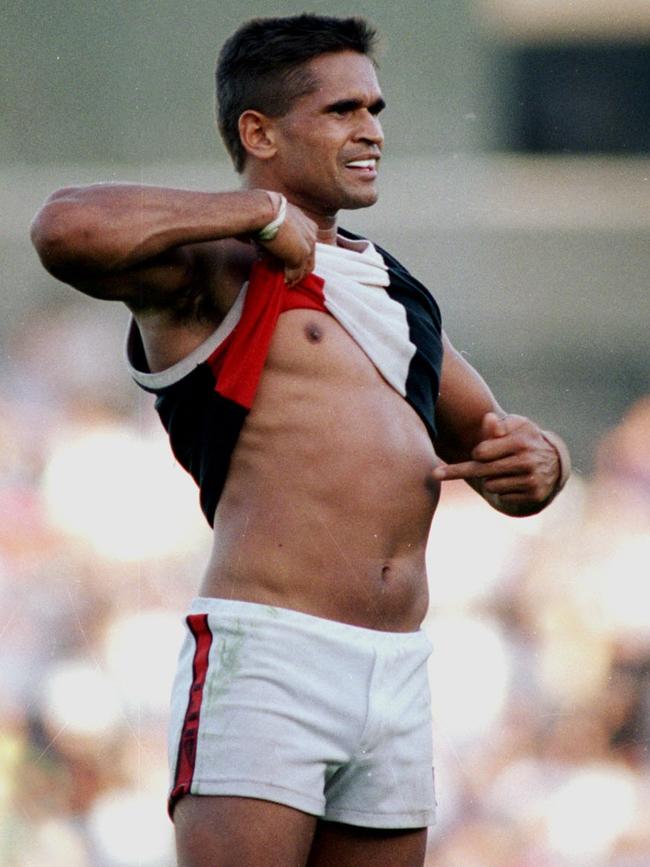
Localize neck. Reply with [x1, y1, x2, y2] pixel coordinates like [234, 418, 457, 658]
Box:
[315, 219, 338, 246]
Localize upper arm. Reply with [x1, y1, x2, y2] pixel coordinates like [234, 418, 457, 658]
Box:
[43, 239, 240, 322]
[30, 193, 204, 309]
[60, 244, 198, 308]
[29, 184, 247, 315]
[434, 331, 506, 463]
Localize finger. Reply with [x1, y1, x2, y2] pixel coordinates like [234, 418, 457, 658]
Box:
[284, 262, 313, 286]
[472, 434, 519, 462]
[480, 411, 507, 440]
[284, 265, 301, 285]
[481, 475, 532, 495]
[488, 491, 542, 505]
[285, 273, 304, 287]
[481, 412, 532, 442]
[432, 460, 490, 481]
[432, 457, 526, 482]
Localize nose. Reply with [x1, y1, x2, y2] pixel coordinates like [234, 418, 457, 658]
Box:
[355, 110, 384, 147]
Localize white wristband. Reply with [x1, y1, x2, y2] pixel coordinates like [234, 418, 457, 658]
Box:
[254, 193, 287, 242]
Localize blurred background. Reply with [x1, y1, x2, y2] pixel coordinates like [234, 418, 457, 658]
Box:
[1, 1, 648, 865]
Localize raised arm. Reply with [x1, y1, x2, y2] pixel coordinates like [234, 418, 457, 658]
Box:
[432, 332, 570, 516]
[30, 184, 317, 310]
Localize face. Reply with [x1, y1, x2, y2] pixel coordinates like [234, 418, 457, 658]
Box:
[268, 51, 385, 217]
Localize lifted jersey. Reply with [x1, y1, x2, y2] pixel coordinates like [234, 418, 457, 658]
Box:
[126, 231, 443, 526]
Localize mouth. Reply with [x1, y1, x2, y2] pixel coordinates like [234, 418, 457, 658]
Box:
[344, 158, 379, 178]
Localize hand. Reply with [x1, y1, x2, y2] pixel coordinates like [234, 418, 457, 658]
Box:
[432, 412, 561, 510]
[257, 201, 318, 286]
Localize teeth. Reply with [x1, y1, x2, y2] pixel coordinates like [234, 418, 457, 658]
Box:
[346, 159, 376, 168]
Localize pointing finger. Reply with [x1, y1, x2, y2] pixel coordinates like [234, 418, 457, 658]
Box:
[432, 460, 487, 482]
[432, 456, 523, 482]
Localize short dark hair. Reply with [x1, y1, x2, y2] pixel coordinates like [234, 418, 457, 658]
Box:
[216, 14, 378, 173]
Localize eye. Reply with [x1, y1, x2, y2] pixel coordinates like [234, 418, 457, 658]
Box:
[327, 101, 359, 117]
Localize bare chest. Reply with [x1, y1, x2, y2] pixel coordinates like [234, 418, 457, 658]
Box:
[244, 307, 437, 477]
[265, 308, 387, 387]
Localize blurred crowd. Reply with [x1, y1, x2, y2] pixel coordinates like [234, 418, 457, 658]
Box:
[424, 395, 650, 867]
[1, 306, 648, 866]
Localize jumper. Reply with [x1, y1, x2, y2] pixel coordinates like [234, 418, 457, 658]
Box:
[126, 231, 443, 526]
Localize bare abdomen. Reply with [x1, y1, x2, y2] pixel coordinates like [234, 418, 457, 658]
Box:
[202, 310, 440, 631]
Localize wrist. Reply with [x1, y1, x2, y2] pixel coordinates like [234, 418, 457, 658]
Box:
[541, 429, 571, 495]
[253, 191, 287, 242]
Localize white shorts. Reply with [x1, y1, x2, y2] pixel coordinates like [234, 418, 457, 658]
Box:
[168, 598, 436, 829]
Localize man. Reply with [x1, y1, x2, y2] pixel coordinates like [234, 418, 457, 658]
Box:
[30, 14, 569, 867]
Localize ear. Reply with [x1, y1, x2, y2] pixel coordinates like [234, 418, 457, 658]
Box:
[238, 110, 278, 162]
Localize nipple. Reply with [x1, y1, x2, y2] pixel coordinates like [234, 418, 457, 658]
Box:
[305, 322, 323, 343]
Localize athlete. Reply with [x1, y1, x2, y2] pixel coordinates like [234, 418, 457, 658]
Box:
[30, 15, 569, 867]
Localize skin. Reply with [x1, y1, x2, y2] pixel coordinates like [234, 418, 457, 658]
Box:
[30, 48, 566, 867]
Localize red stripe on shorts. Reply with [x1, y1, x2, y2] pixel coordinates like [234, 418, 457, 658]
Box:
[168, 613, 214, 817]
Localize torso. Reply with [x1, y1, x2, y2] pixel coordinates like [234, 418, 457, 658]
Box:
[136, 240, 441, 632]
[202, 307, 441, 632]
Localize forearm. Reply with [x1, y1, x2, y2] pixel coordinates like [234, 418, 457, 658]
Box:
[30, 183, 276, 277]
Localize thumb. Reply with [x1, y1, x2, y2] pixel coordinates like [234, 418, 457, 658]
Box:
[481, 411, 507, 440]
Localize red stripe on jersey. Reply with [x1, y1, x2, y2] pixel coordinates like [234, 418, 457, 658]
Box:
[209, 260, 326, 410]
[168, 613, 214, 817]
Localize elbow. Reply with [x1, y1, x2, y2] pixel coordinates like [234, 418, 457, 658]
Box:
[30, 188, 96, 276]
[29, 207, 64, 273]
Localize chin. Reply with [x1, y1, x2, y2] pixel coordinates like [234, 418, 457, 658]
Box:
[339, 187, 379, 211]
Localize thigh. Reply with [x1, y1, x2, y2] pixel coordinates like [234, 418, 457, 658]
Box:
[306, 820, 428, 867]
[174, 795, 317, 867]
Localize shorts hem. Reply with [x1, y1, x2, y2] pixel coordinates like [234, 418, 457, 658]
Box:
[323, 807, 436, 829]
[170, 779, 325, 820]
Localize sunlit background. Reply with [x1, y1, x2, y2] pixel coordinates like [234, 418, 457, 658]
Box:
[2, 2, 649, 865]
